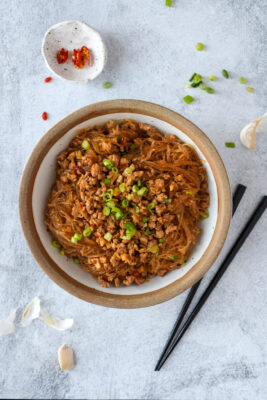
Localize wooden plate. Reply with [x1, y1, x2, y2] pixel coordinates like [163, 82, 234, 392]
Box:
[19, 99, 232, 308]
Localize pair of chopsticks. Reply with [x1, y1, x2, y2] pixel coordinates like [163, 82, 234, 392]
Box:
[155, 185, 267, 371]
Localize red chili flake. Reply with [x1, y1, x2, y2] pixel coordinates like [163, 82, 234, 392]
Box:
[80, 204, 83, 208]
[57, 48, 68, 64]
[42, 112, 48, 121]
[120, 137, 125, 144]
[44, 77, 52, 83]
[81, 46, 91, 65]
[93, 260, 97, 265]
[72, 49, 84, 69]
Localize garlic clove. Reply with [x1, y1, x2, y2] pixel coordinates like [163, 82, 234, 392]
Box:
[58, 344, 74, 370]
[240, 112, 267, 149]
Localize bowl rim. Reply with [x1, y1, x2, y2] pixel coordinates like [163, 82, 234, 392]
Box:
[18, 99, 232, 308]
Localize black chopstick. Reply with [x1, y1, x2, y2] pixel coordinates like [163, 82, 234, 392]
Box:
[156, 194, 267, 371]
[155, 184, 246, 371]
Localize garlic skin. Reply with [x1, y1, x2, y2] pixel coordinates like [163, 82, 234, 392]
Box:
[21, 297, 41, 327]
[58, 344, 74, 371]
[40, 308, 73, 331]
[240, 113, 267, 149]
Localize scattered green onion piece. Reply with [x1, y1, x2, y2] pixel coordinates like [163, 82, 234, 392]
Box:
[73, 233, 82, 241]
[148, 202, 155, 214]
[199, 82, 207, 90]
[185, 84, 191, 88]
[117, 136, 122, 143]
[107, 188, 114, 196]
[102, 178, 111, 185]
[209, 75, 216, 81]
[201, 212, 209, 219]
[124, 222, 136, 232]
[103, 206, 111, 216]
[137, 179, 142, 187]
[104, 81, 112, 89]
[196, 42, 204, 51]
[222, 69, 229, 79]
[111, 207, 121, 214]
[143, 230, 153, 235]
[112, 167, 118, 174]
[239, 77, 246, 84]
[115, 211, 124, 220]
[130, 144, 136, 150]
[121, 199, 129, 208]
[171, 255, 178, 261]
[204, 87, 215, 94]
[137, 187, 148, 196]
[142, 218, 148, 223]
[225, 142, 236, 148]
[83, 227, 92, 237]
[148, 245, 159, 256]
[59, 250, 65, 255]
[126, 193, 133, 200]
[158, 238, 165, 243]
[132, 185, 139, 193]
[103, 159, 114, 169]
[189, 73, 197, 82]
[104, 232, 112, 241]
[51, 240, 61, 249]
[183, 95, 194, 104]
[133, 204, 139, 213]
[119, 183, 126, 193]
[165, 0, 172, 7]
[186, 191, 193, 195]
[103, 192, 112, 202]
[191, 81, 202, 88]
[106, 201, 115, 209]
[124, 167, 133, 176]
[71, 237, 78, 244]
[193, 74, 202, 83]
[246, 86, 254, 93]
[81, 139, 90, 150]
[73, 257, 80, 264]
[165, 198, 172, 204]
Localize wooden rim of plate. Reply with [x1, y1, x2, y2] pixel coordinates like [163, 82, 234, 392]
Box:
[19, 99, 232, 308]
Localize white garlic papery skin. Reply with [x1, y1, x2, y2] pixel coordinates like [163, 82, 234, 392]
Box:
[240, 113, 267, 149]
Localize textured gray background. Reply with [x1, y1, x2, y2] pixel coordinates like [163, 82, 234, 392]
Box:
[0, 0, 267, 399]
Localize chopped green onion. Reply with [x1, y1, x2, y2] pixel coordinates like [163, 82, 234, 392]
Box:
[239, 77, 246, 84]
[51, 240, 61, 249]
[115, 211, 124, 220]
[189, 73, 196, 82]
[209, 75, 216, 81]
[132, 185, 139, 193]
[137, 187, 148, 196]
[103, 159, 114, 169]
[111, 206, 121, 214]
[183, 95, 194, 104]
[59, 250, 65, 255]
[225, 142, 236, 148]
[104, 81, 112, 89]
[137, 179, 142, 187]
[103, 206, 111, 216]
[130, 144, 136, 150]
[133, 204, 139, 213]
[148, 202, 155, 214]
[112, 167, 118, 174]
[199, 82, 207, 90]
[104, 232, 112, 241]
[124, 167, 133, 176]
[165, 198, 172, 204]
[185, 84, 191, 88]
[102, 192, 112, 202]
[142, 218, 148, 223]
[124, 222, 136, 232]
[171, 255, 178, 261]
[193, 74, 202, 83]
[143, 230, 153, 235]
[196, 42, 204, 51]
[71, 237, 78, 244]
[106, 201, 115, 209]
[117, 136, 122, 143]
[186, 191, 193, 195]
[205, 87, 215, 94]
[73, 233, 82, 241]
[121, 199, 129, 208]
[73, 257, 80, 264]
[201, 212, 209, 219]
[126, 193, 133, 200]
[165, 0, 172, 7]
[158, 238, 165, 243]
[102, 178, 111, 185]
[148, 245, 159, 256]
[246, 86, 254, 93]
[191, 81, 202, 88]
[119, 183, 126, 193]
[83, 227, 92, 237]
[107, 188, 114, 196]
[81, 139, 90, 150]
[222, 69, 229, 79]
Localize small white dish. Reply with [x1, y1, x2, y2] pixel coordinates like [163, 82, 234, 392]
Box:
[42, 20, 107, 82]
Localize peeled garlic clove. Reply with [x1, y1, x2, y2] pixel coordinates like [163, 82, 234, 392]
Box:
[21, 297, 41, 326]
[58, 344, 74, 370]
[0, 309, 16, 336]
[240, 112, 267, 149]
[39, 308, 73, 330]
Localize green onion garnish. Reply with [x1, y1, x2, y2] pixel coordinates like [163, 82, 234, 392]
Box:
[124, 167, 133, 176]
[121, 222, 136, 240]
[222, 69, 229, 79]
[158, 238, 165, 243]
[199, 83, 207, 90]
[51, 240, 61, 249]
[209, 75, 216, 81]
[103, 159, 114, 169]
[112, 167, 118, 174]
[103, 81, 112, 89]
[72, 233, 82, 241]
[225, 142, 236, 148]
[126, 193, 133, 200]
[191, 81, 202, 88]
[133, 204, 139, 213]
[193, 74, 202, 83]
[196, 42, 204, 51]
[201, 212, 209, 219]
[189, 73, 196, 82]
[165, 198, 172, 204]
[183, 95, 194, 104]
[119, 183, 125, 193]
[102, 178, 111, 185]
[239, 77, 246, 84]
[106, 201, 115, 209]
[121, 199, 129, 208]
[111, 206, 121, 214]
[148, 202, 155, 214]
[205, 87, 215, 94]
[246, 87, 254, 93]
[137, 179, 142, 187]
[185, 84, 191, 88]
[143, 230, 153, 235]
[115, 211, 124, 220]
[83, 227, 92, 237]
[103, 206, 111, 216]
[148, 245, 159, 256]
[81, 139, 90, 150]
[104, 232, 112, 241]
[165, 0, 172, 7]
[171, 255, 178, 261]
[132, 185, 139, 193]
[73, 257, 80, 264]
[103, 192, 112, 202]
[137, 187, 148, 196]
